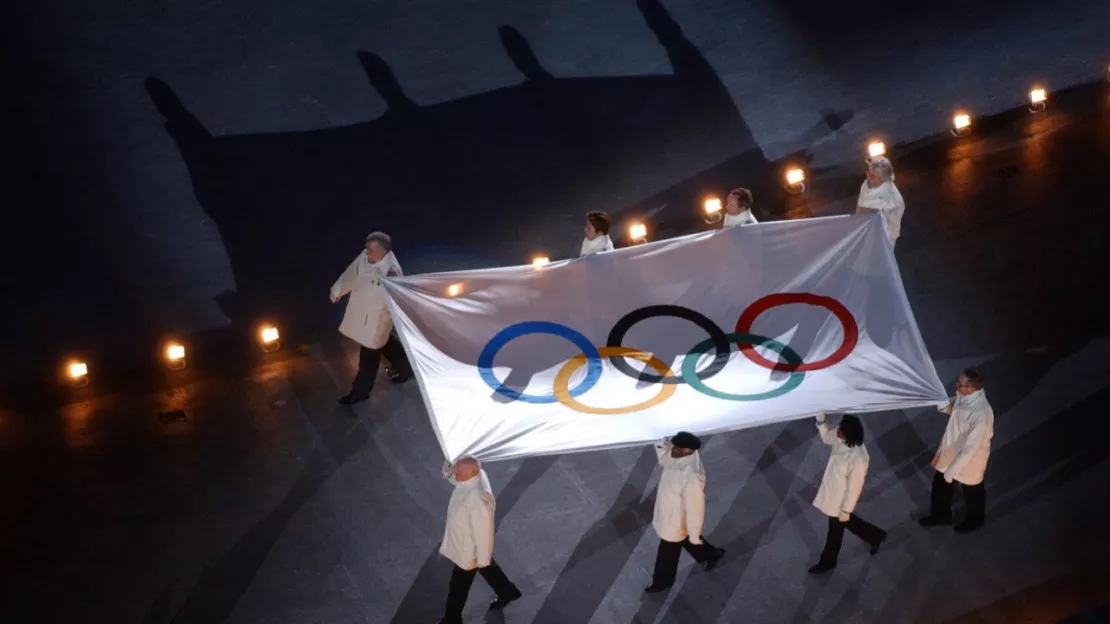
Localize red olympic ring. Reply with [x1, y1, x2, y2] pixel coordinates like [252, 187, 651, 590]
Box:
[735, 293, 859, 372]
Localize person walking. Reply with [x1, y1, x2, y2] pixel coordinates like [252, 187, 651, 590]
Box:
[580, 211, 615, 256]
[645, 432, 725, 594]
[856, 156, 905, 248]
[438, 456, 522, 624]
[330, 231, 413, 405]
[809, 413, 886, 574]
[919, 367, 995, 533]
[722, 187, 758, 227]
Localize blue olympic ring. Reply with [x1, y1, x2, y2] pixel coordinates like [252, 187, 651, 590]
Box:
[477, 321, 605, 403]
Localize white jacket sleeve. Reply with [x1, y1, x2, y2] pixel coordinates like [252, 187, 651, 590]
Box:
[442, 461, 457, 485]
[816, 414, 838, 446]
[655, 439, 673, 466]
[841, 457, 868, 514]
[469, 493, 496, 568]
[683, 473, 707, 543]
[330, 255, 360, 300]
[944, 411, 990, 482]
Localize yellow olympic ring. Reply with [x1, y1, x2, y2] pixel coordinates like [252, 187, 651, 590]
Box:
[553, 346, 678, 415]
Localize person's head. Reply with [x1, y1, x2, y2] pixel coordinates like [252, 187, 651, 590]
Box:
[670, 431, 701, 458]
[725, 188, 753, 215]
[584, 211, 611, 240]
[453, 456, 481, 482]
[866, 157, 894, 187]
[837, 414, 864, 448]
[365, 231, 392, 262]
[956, 367, 984, 395]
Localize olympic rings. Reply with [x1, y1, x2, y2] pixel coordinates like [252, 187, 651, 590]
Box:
[475, 292, 860, 412]
[735, 293, 859, 372]
[682, 332, 805, 401]
[478, 321, 603, 403]
[553, 347, 678, 415]
[605, 305, 731, 385]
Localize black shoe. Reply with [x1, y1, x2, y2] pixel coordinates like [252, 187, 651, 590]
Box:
[918, 515, 951, 527]
[953, 521, 983, 534]
[644, 583, 671, 594]
[338, 392, 369, 405]
[808, 562, 835, 575]
[488, 589, 522, 610]
[705, 547, 726, 571]
[870, 535, 886, 555]
[389, 369, 414, 384]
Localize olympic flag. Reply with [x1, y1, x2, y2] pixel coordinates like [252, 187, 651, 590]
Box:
[383, 213, 946, 462]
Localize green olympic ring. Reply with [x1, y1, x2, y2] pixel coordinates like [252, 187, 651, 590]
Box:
[682, 332, 806, 401]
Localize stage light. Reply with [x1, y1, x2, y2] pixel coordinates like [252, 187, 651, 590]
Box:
[784, 167, 806, 194]
[447, 283, 463, 297]
[531, 256, 550, 269]
[867, 141, 886, 158]
[165, 342, 186, 370]
[260, 325, 280, 352]
[1029, 87, 1047, 112]
[952, 112, 971, 136]
[629, 222, 647, 244]
[67, 360, 89, 387]
[703, 197, 723, 224]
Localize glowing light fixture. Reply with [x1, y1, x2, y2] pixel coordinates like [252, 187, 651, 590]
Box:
[447, 283, 463, 297]
[531, 256, 550, 269]
[1029, 86, 1047, 112]
[260, 325, 280, 352]
[165, 342, 186, 370]
[952, 112, 971, 136]
[867, 141, 886, 158]
[67, 360, 89, 387]
[628, 222, 648, 244]
[784, 167, 806, 194]
[703, 197, 723, 224]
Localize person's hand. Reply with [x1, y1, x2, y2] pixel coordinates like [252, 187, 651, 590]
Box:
[838, 512, 850, 523]
[944, 475, 953, 484]
[816, 412, 827, 423]
[689, 536, 703, 545]
[330, 293, 340, 303]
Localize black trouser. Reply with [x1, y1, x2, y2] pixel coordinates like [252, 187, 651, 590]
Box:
[651, 537, 718, 587]
[929, 470, 986, 525]
[350, 331, 411, 397]
[818, 513, 886, 566]
[443, 560, 520, 623]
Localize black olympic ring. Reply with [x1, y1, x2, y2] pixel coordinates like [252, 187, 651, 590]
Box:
[605, 305, 732, 385]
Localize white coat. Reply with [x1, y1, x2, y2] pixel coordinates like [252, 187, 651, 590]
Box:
[579, 234, 614, 256]
[856, 180, 905, 246]
[652, 439, 707, 544]
[932, 389, 994, 486]
[812, 414, 869, 518]
[330, 250, 402, 349]
[439, 464, 497, 570]
[723, 209, 758, 227]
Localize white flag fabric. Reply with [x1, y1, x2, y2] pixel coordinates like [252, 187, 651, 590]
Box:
[383, 213, 946, 462]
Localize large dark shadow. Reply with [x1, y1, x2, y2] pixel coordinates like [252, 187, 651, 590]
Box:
[143, 0, 788, 353]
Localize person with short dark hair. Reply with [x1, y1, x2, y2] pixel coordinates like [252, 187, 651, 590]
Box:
[645, 432, 725, 593]
[723, 188, 758, 227]
[809, 412, 886, 574]
[919, 367, 995, 533]
[330, 231, 413, 405]
[580, 211, 615, 256]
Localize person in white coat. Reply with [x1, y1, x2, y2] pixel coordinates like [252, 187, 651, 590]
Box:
[809, 413, 886, 574]
[919, 367, 995, 533]
[330, 231, 413, 405]
[722, 187, 758, 227]
[579, 211, 615, 256]
[437, 456, 521, 624]
[645, 432, 725, 594]
[856, 156, 905, 247]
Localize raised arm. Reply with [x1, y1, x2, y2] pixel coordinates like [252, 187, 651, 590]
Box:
[815, 413, 838, 446]
[330, 254, 361, 300]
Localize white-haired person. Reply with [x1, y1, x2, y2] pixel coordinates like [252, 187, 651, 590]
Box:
[856, 156, 905, 248]
[437, 456, 522, 624]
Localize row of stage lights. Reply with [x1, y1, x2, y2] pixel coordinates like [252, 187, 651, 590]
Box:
[64, 325, 281, 387]
[57, 76, 1108, 389]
